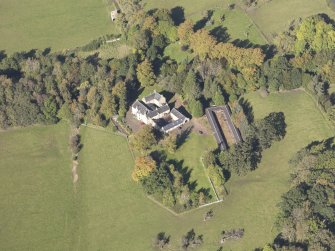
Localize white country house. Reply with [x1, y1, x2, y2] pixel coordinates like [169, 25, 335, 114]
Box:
[131, 91, 189, 133]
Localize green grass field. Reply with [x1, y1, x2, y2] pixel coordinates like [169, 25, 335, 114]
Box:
[74, 90, 333, 250]
[1, 90, 334, 250]
[0, 0, 115, 53]
[329, 84, 335, 95]
[146, 0, 266, 45]
[168, 132, 217, 200]
[247, 0, 335, 41]
[0, 123, 77, 251]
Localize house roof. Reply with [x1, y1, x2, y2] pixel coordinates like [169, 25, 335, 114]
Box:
[147, 104, 170, 118]
[143, 91, 163, 103]
[132, 100, 149, 115]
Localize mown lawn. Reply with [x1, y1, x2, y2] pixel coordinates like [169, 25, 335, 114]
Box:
[247, 0, 335, 41]
[75, 90, 334, 251]
[0, 122, 77, 251]
[168, 132, 217, 200]
[0, 0, 115, 53]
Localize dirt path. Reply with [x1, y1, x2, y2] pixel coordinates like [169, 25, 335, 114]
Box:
[71, 127, 80, 184]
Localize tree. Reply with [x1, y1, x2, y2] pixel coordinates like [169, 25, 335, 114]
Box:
[178, 20, 194, 44]
[153, 232, 170, 250]
[130, 125, 157, 153]
[132, 156, 157, 181]
[273, 138, 335, 250]
[140, 163, 173, 195]
[203, 209, 214, 221]
[181, 229, 203, 250]
[100, 94, 116, 119]
[189, 98, 204, 117]
[294, 15, 335, 54]
[189, 29, 217, 59]
[42, 97, 58, 123]
[213, 88, 225, 106]
[253, 112, 286, 150]
[182, 70, 201, 100]
[69, 134, 81, 155]
[162, 188, 176, 207]
[219, 136, 261, 175]
[112, 81, 128, 117]
[136, 59, 156, 87]
[162, 133, 177, 153]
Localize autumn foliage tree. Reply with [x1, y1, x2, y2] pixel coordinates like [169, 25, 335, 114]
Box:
[177, 20, 194, 44]
[136, 59, 156, 87]
[132, 156, 156, 182]
[189, 29, 217, 59]
[130, 125, 157, 153]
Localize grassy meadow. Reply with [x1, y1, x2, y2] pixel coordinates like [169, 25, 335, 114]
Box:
[0, 90, 333, 250]
[168, 132, 217, 200]
[247, 0, 335, 40]
[73, 90, 333, 250]
[0, 0, 115, 53]
[0, 123, 77, 251]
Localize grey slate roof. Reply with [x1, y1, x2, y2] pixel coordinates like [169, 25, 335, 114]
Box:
[170, 108, 184, 119]
[147, 104, 170, 118]
[162, 118, 185, 132]
[132, 100, 149, 115]
[143, 92, 162, 103]
[206, 108, 227, 151]
[205, 105, 242, 150]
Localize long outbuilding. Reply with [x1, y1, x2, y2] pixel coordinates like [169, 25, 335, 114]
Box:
[205, 105, 242, 150]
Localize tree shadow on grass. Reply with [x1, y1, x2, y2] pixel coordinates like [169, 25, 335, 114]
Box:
[176, 126, 193, 149]
[167, 159, 193, 185]
[0, 50, 7, 61]
[238, 97, 254, 124]
[232, 39, 276, 60]
[330, 93, 335, 105]
[198, 187, 212, 200]
[210, 26, 230, 43]
[171, 6, 185, 25]
[194, 10, 214, 31]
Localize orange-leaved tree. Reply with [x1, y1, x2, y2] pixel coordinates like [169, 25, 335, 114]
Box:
[132, 156, 156, 182]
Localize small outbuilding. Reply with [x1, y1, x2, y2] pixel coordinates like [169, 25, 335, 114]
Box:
[111, 9, 119, 21]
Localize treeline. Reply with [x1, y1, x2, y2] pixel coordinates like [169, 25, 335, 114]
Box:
[1, 5, 334, 130]
[273, 15, 335, 123]
[0, 49, 139, 129]
[264, 138, 335, 251]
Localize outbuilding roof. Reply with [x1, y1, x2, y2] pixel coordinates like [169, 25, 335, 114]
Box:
[162, 118, 185, 132]
[171, 108, 184, 119]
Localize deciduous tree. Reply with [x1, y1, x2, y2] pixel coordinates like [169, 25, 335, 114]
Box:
[132, 156, 156, 182]
[136, 59, 156, 87]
